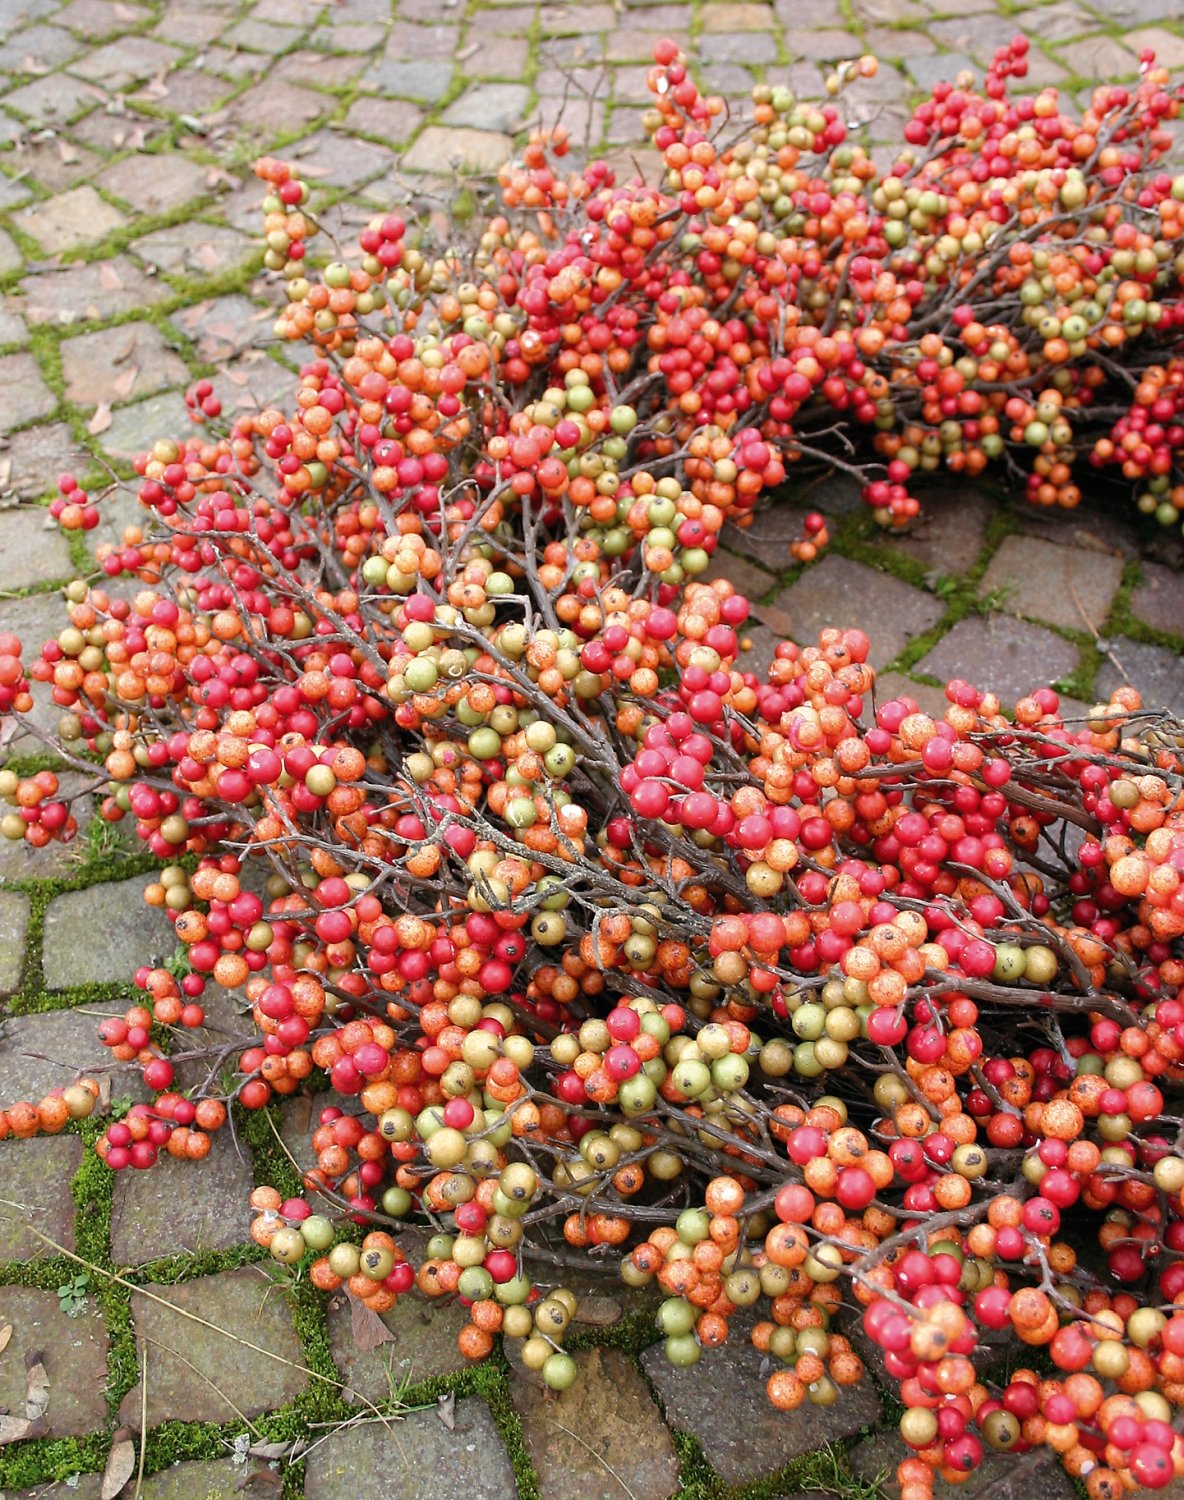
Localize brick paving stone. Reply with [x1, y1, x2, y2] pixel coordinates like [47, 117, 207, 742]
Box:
[0, 229, 22, 278]
[1097, 640, 1184, 716]
[317, 20, 391, 50]
[14, 185, 125, 255]
[511, 1346, 679, 1500]
[225, 78, 327, 136]
[19, 254, 168, 327]
[340, 98, 424, 146]
[2, 1478, 102, 1500]
[4, 72, 98, 127]
[403, 125, 514, 174]
[642, 1313, 880, 1485]
[698, 62, 756, 95]
[283, 129, 390, 188]
[222, 17, 303, 52]
[155, 4, 228, 47]
[700, 1, 775, 29]
[0, 353, 56, 432]
[1012, 3, 1094, 42]
[1, 422, 77, 502]
[0, 591, 76, 757]
[304, 1399, 516, 1500]
[929, 12, 1017, 59]
[271, 49, 370, 90]
[470, 35, 533, 74]
[0, 504, 71, 584]
[328, 1278, 471, 1403]
[883, 487, 993, 577]
[697, 32, 773, 63]
[867, 27, 936, 59]
[978, 533, 1124, 634]
[366, 58, 455, 101]
[906, 52, 976, 89]
[0, 306, 28, 344]
[1018, 504, 1141, 560]
[1123, 27, 1184, 68]
[60, 322, 189, 409]
[1058, 34, 1138, 78]
[385, 21, 462, 57]
[56, 0, 149, 36]
[443, 83, 531, 131]
[110, 1129, 254, 1265]
[98, 389, 191, 460]
[763, 555, 945, 669]
[119, 1267, 308, 1427]
[70, 35, 181, 89]
[610, 27, 686, 60]
[0, 1006, 148, 1102]
[791, 29, 860, 60]
[0, 173, 35, 212]
[0, 24, 82, 72]
[0, 1136, 82, 1259]
[132, 222, 254, 277]
[1131, 561, 1184, 636]
[850, 1431, 1075, 1500]
[0, 890, 30, 997]
[540, 2, 615, 30]
[42, 875, 175, 989]
[915, 615, 1080, 707]
[70, 106, 166, 154]
[173, 293, 263, 362]
[0, 1288, 108, 1437]
[134, 1461, 248, 1499]
[94, 152, 210, 216]
[873, 672, 954, 721]
[706, 550, 777, 601]
[8, 135, 106, 196]
[0, 773, 106, 884]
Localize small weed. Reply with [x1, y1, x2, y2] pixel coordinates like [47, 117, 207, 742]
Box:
[56, 1273, 91, 1317]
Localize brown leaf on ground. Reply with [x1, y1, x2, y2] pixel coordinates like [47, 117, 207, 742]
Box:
[347, 1292, 396, 1352]
[100, 1428, 136, 1499]
[88, 402, 113, 435]
[99, 264, 124, 291]
[111, 366, 138, 399]
[24, 1351, 48, 1421]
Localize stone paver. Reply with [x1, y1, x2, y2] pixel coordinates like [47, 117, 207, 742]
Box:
[109, 1129, 254, 1265]
[979, 532, 1125, 633]
[0, 1004, 146, 1102]
[403, 125, 514, 173]
[0, 891, 30, 995]
[1131, 561, 1184, 636]
[511, 1346, 680, 1500]
[328, 1272, 471, 1403]
[885, 485, 993, 577]
[915, 614, 1081, 707]
[41, 874, 175, 988]
[1096, 640, 1184, 715]
[850, 1430, 1076, 1500]
[642, 1317, 881, 1485]
[134, 1460, 247, 1500]
[119, 1266, 308, 1427]
[0, 1286, 108, 1436]
[18, 255, 169, 326]
[94, 152, 211, 215]
[14, 184, 125, 254]
[762, 554, 946, 669]
[0, 352, 56, 431]
[60, 320, 188, 407]
[0, 504, 71, 584]
[0, 1135, 81, 1257]
[303, 1399, 516, 1500]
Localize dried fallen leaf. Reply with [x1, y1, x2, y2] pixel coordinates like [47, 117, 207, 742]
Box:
[0, 1325, 12, 1356]
[57, 139, 79, 165]
[196, 243, 223, 271]
[347, 1292, 395, 1352]
[0, 1412, 46, 1444]
[88, 402, 113, 436]
[112, 332, 137, 364]
[114, 2, 140, 20]
[247, 1439, 305, 1461]
[99, 263, 124, 291]
[436, 1391, 456, 1430]
[100, 1427, 136, 1500]
[111, 366, 138, 400]
[236, 1467, 282, 1492]
[25, 1351, 49, 1422]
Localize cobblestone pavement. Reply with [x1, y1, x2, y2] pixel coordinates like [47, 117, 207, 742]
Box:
[1, 0, 1184, 1494]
